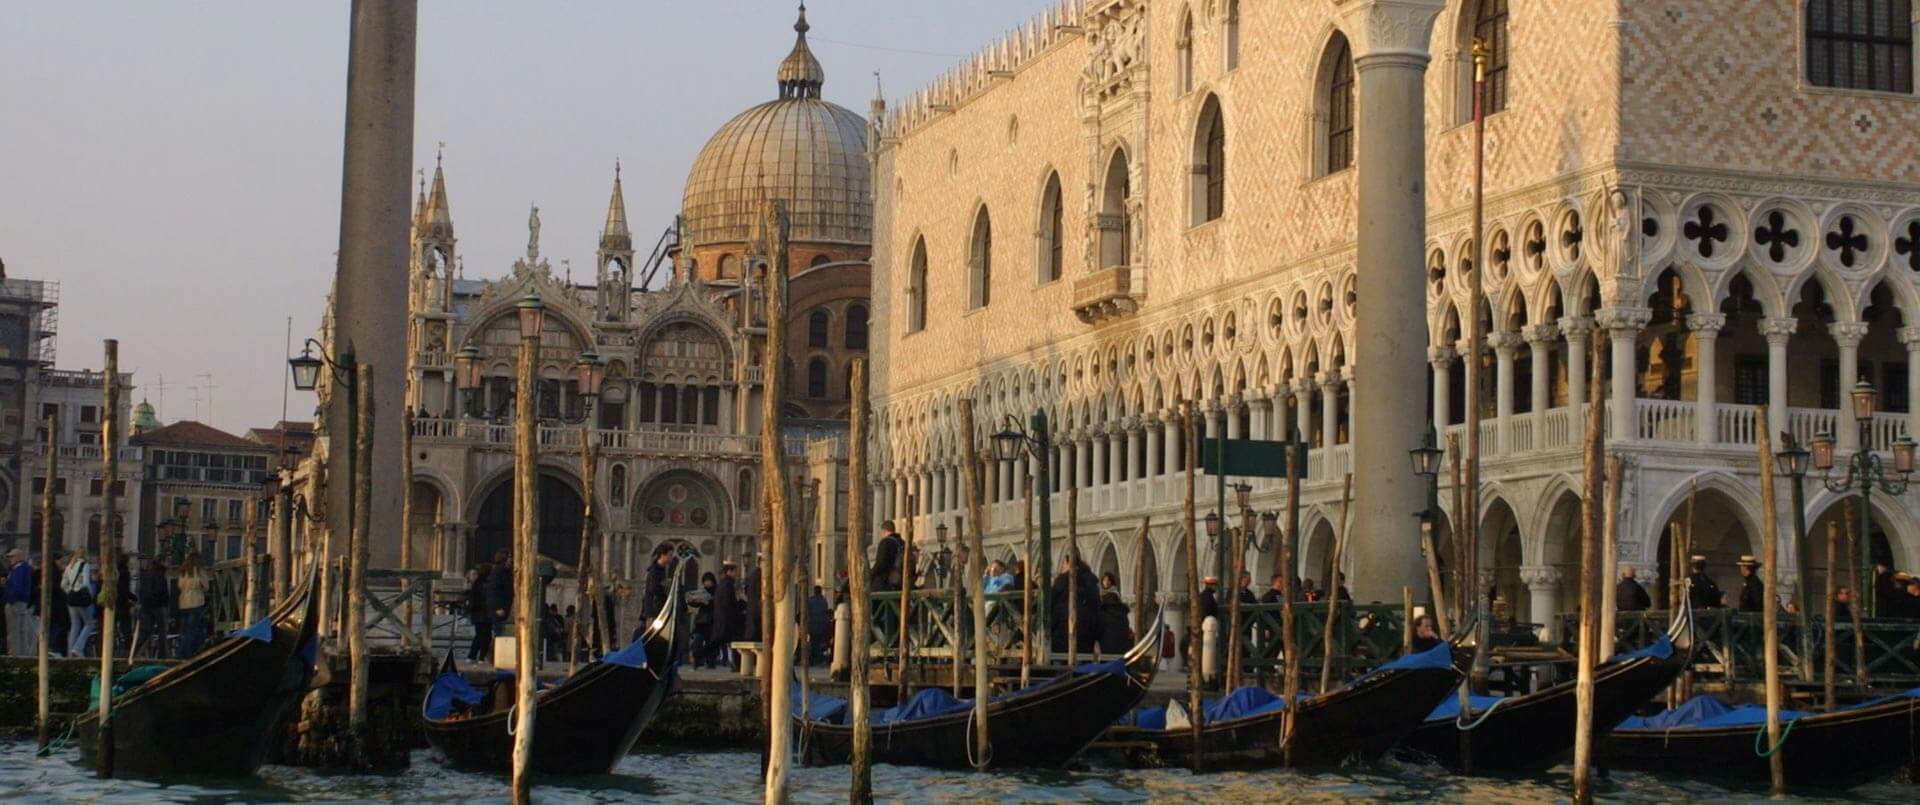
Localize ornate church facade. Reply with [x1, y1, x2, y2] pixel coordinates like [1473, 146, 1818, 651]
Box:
[866, 0, 1920, 637]
[397, 8, 870, 584]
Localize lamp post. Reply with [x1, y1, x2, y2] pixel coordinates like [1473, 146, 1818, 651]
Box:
[1410, 425, 1448, 631]
[1773, 432, 1814, 679]
[932, 521, 952, 588]
[288, 338, 359, 542]
[1810, 379, 1915, 618]
[992, 410, 1053, 651]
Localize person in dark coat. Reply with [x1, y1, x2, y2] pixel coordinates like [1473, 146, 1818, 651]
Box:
[1411, 614, 1444, 652]
[1833, 586, 1854, 620]
[1873, 563, 1902, 618]
[464, 563, 492, 662]
[641, 545, 674, 624]
[1049, 559, 1100, 653]
[1095, 591, 1132, 654]
[1259, 573, 1286, 605]
[136, 557, 171, 660]
[1736, 556, 1766, 612]
[1197, 577, 1221, 623]
[871, 520, 905, 592]
[1616, 565, 1652, 612]
[806, 585, 833, 665]
[1686, 555, 1724, 609]
[689, 572, 717, 667]
[485, 550, 514, 636]
[711, 562, 740, 667]
[743, 559, 763, 642]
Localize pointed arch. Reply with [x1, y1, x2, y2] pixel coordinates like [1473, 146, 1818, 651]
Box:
[969, 204, 994, 309]
[907, 235, 929, 333]
[1313, 30, 1356, 176]
[1036, 170, 1065, 284]
[1189, 95, 1226, 225]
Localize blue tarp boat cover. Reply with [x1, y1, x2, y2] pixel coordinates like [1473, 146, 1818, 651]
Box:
[1608, 634, 1674, 663]
[231, 617, 273, 643]
[799, 658, 1132, 726]
[424, 672, 485, 720]
[1124, 643, 1456, 731]
[599, 638, 649, 669]
[794, 691, 851, 724]
[1618, 687, 1920, 730]
[1426, 693, 1505, 721]
[875, 687, 971, 725]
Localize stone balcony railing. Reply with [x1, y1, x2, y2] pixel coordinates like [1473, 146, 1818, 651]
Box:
[1071, 264, 1143, 324]
[410, 418, 842, 460]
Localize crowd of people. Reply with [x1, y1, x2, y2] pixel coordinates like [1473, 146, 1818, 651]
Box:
[1, 547, 212, 660]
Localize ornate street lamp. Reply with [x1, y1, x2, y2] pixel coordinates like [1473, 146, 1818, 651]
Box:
[991, 411, 1054, 649]
[1814, 379, 1913, 615]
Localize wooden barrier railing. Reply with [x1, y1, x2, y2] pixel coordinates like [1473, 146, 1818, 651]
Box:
[323, 559, 439, 655]
[1562, 609, 1920, 685]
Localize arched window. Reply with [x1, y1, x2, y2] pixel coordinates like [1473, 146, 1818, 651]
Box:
[1319, 34, 1356, 175]
[808, 308, 830, 348]
[1474, 0, 1510, 115]
[1099, 150, 1132, 268]
[908, 238, 929, 333]
[809, 254, 832, 269]
[969, 207, 993, 309]
[807, 358, 829, 398]
[737, 469, 753, 510]
[1038, 172, 1064, 284]
[845, 304, 869, 349]
[718, 254, 737, 278]
[1224, 0, 1241, 71]
[1807, 0, 1914, 93]
[1177, 7, 1194, 94]
[1190, 97, 1225, 225]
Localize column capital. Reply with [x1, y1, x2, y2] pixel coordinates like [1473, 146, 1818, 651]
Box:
[1759, 316, 1798, 345]
[1487, 331, 1524, 356]
[1292, 377, 1317, 395]
[1685, 313, 1728, 335]
[1524, 323, 1562, 346]
[1559, 316, 1597, 341]
[1427, 345, 1459, 366]
[1595, 306, 1653, 334]
[1120, 416, 1141, 431]
[1899, 326, 1920, 347]
[1829, 321, 1871, 348]
[1317, 369, 1343, 387]
[1334, 0, 1447, 62]
[1518, 564, 1564, 590]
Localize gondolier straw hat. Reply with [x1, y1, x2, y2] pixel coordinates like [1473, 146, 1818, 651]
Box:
[1201, 575, 1219, 585]
[1689, 554, 1707, 563]
[1736, 555, 1760, 567]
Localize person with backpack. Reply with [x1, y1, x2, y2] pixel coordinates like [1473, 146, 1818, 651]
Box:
[62, 551, 97, 657]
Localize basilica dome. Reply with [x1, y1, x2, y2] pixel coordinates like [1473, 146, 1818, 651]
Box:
[680, 6, 870, 248]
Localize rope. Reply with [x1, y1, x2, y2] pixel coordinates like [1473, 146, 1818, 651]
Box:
[1753, 714, 1798, 758]
[963, 702, 994, 769]
[505, 703, 517, 736]
[35, 719, 78, 756]
[1454, 697, 1508, 731]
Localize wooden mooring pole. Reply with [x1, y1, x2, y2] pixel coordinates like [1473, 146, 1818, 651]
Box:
[1020, 478, 1035, 689]
[761, 200, 797, 805]
[1843, 499, 1866, 689]
[1756, 416, 1786, 794]
[1823, 521, 1838, 710]
[347, 365, 374, 769]
[510, 313, 540, 805]
[570, 424, 597, 675]
[97, 340, 121, 776]
[847, 358, 874, 804]
[36, 416, 56, 749]
[1571, 336, 1604, 804]
[959, 400, 990, 766]
[1319, 474, 1352, 694]
[1181, 402, 1203, 773]
[1066, 485, 1079, 668]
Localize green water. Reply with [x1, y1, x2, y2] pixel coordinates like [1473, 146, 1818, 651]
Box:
[1, 743, 1912, 803]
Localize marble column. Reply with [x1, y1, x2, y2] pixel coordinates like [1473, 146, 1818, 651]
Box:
[1831, 321, 1869, 451]
[1519, 564, 1563, 641]
[1145, 417, 1162, 479]
[1599, 307, 1651, 440]
[1761, 317, 1796, 440]
[1562, 317, 1594, 416]
[1429, 346, 1455, 434]
[1125, 422, 1143, 484]
[1293, 379, 1314, 446]
[1226, 397, 1244, 440]
[1688, 313, 1725, 443]
[1093, 429, 1110, 487]
[1491, 332, 1518, 454]
[1250, 397, 1270, 441]
[1903, 327, 1920, 440]
[1319, 372, 1340, 451]
[1526, 324, 1556, 440]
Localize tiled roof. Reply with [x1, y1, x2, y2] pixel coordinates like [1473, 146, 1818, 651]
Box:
[132, 420, 272, 452]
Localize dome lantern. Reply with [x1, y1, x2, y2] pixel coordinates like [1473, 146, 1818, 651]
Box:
[777, 3, 825, 99]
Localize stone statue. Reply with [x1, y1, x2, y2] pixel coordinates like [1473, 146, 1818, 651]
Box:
[528, 204, 542, 259]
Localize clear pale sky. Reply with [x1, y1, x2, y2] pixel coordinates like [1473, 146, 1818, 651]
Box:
[1, 0, 1039, 433]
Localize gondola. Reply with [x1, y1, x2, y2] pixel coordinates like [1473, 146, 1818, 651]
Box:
[1105, 637, 1464, 770]
[420, 569, 682, 775]
[74, 570, 320, 778]
[1397, 601, 1693, 773]
[1598, 687, 1920, 788]
[795, 610, 1162, 769]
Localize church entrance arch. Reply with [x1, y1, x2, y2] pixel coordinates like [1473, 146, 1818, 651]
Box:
[471, 471, 586, 568]
[634, 469, 732, 568]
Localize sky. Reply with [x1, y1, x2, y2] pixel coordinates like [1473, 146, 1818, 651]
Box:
[0, 0, 1042, 434]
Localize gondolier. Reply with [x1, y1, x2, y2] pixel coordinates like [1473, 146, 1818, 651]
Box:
[1735, 556, 1764, 613]
[1686, 555, 1723, 610]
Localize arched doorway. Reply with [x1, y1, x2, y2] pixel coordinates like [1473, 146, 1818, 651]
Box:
[409, 480, 444, 572]
[471, 471, 586, 568]
[1652, 483, 1756, 610]
[1804, 496, 1905, 616]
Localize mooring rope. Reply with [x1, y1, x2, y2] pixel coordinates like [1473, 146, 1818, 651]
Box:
[1752, 715, 1798, 758]
[1454, 697, 1508, 731]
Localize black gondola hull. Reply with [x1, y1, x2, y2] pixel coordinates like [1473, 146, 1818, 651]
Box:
[1598, 697, 1920, 789]
[1398, 654, 1684, 772]
[1110, 666, 1461, 769]
[74, 581, 318, 778]
[420, 658, 671, 775]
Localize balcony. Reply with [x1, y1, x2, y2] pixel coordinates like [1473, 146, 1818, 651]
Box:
[410, 418, 759, 458]
[1071, 264, 1143, 324]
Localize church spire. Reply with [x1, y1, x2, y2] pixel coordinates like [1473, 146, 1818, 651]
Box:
[776, 2, 825, 99]
[600, 160, 632, 252]
[424, 147, 454, 240]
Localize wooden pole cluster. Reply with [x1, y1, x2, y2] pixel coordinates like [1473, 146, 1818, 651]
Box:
[1420, 518, 1451, 637]
[1843, 499, 1866, 688]
[1225, 501, 1248, 691]
[762, 201, 798, 805]
[36, 416, 56, 748]
[96, 341, 121, 774]
[1180, 402, 1203, 773]
[348, 364, 375, 769]
[569, 426, 597, 675]
[1756, 416, 1787, 794]
[896, 499, 914, 701]
[958, 400, 991, 765]
[1319, 474, 1352, 694]
[1066, 486, 1080, 667]
[1823, 521, 1839, 709]
[846, 358, 874, 804]
[1020, 478, 1035, 688]
[510, 330, 540, 804]
[1570, 335, 1605, 804]
[1600, 456, 1624, 658]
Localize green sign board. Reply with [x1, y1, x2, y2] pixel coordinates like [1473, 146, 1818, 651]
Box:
[1199, 438, 1299, 478]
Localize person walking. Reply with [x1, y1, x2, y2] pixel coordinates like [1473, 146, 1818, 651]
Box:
[712, 561, 740, 669]
[689, 572, 717, 668]
[465, 562, 493, 663]
[136, 557, 170, 659]
[1616, 565, 1652, 612]
[485, 550, 513, 638]
[1049, 558, 1099, 653]
[805, 585, 833, 666]
[4, 549, 35, 656]
[62, 550, 96, 657]
[641, 545, 674, 625]
[1736, 556, 1765, 613]
[176, 553, 209, 657]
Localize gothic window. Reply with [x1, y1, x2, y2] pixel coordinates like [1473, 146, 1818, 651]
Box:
[969, 207, 993, 309]
[1188, 96, 1226, 224]
[845, 304, 869, 349]
[1038, 173, 1065, 283]
[1177, 8, 1195, 94]
[1319, 34, 1356, 176]
[1100, 149, 1132, 268]
[807, 358, 829, 398]
[808, 308, 831, 348]
[637, 382, 657, 422]
[908, 238, 929, 333]
[1807, 0, 1914, 93]
[1224, 0, 1241, 71]
[1473, 0, 1511, 115]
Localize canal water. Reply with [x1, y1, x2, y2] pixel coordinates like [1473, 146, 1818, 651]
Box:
[2, 742, 1912, 803]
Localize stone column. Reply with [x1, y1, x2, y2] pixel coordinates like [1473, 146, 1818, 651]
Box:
[1293, 379, 1315, 445]
[1562, 317, 1593, 417]
[1492, 332, 1518, 453]
[1599, 307, 1651, 441]
[1077, 435, 1094, 489]
[1902, 327, 1920, 440]
[1319, 372, 1340, 450]
[1761, 317, 1796, 440]
[1520, 565, 1564, 641]
[1526, 324, 1556, 438]
[1093, 429, 1110, 487]
[1144, 417, 1162, 479]
[1125, 421, 1143, 484]
[1226, 397, 1244, 440]
[328, 0, 417, 568]
[1250, 397, 1271, 441]
[1688, 313, 1726, 443]
[1429, 346, 1455, 433]
[1831, 321, 1870, 451]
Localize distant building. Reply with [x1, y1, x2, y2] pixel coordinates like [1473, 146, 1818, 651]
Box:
[0, 275, 59, 552]
[133, 421, 274, 562]
[17, 368, 141, 559]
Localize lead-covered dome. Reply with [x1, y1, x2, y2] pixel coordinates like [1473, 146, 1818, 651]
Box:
[681, 4, 870, 248]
